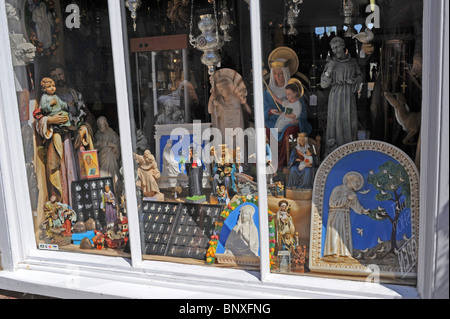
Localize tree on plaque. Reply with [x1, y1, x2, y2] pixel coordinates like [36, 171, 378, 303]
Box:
[366, 161, 411, 254]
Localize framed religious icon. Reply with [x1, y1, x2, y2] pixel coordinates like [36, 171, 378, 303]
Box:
[309, 141, 420, 280]
[211, 199, 260, 268]
[78, 150, 100, 180]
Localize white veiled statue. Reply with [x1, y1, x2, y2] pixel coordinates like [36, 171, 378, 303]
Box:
[224, 205, 259, 257]
[161, 139, 180, 177]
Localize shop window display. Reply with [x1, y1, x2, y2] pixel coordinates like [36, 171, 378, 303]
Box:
[5, 0, 130, 257]
[126, 0, 422, 285]
[259, 0, 422, 285]
[4, 0, 423, 286]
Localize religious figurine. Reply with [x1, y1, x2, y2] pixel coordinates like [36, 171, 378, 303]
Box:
[39, 78, 72, 131]
[275, 181, 285, 198]
[9, 34, 36, 67]
[276, 200, 295, 251]
[264, 47, 312, 167]
[133, 150, 164, 201]
[212, 146, 237, 196]
[135, 129, 149, 155]
[101, 184, 118, 228]
[287, 133, 315, 190]
[95, 116, 122, 196]
[217, 185, 229, 205]
[291, 245, 307, 273]
[43, 196, 62, 232]
[271, 78, 306, 140]
[320, 37, 363, 155]
[43, 196, 76, 239]
[224, 205, 259, 257]
[161, 139, 180, 178]
[61, 207, 77, 237]
[208, 69, 252, 144]
[34, 64, 95, 213]
[155, 94, 185, 125]
[323, 172, 371, 261]
[185, 147, 206, 202]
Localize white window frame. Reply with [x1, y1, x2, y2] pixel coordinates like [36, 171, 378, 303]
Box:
[0, 0, 447, 299]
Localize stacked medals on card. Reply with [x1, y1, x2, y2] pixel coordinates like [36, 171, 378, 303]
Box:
[141, 201, 223, 260]
[71, 177, 114, 228]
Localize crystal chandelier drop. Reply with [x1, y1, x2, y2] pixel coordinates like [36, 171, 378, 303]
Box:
[125, 0, 142, 32]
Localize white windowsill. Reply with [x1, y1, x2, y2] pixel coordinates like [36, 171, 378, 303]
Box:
[0, 249, 420, 299]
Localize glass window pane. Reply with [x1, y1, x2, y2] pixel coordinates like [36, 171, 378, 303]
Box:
[5, 0, 130, 257]
[125, 0, 267, 268]
[261, 0, 422, 286]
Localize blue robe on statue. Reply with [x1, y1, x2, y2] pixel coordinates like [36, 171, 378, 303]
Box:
[264, 89, 312, 142]
[287, 148, 314, 190]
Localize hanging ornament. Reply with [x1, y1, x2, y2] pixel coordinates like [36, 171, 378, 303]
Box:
[286, 4, 298, 36]
[286, 0, 303, 36]
[340, 0, 357, 37]
[292, 0, 303, 17]
[219, 0, 233, 42]
[189, 0, 224, 75]
[125, 0, 142, 32]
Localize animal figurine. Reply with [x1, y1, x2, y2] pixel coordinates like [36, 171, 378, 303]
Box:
[352, 28, 375, 44]
[384, 92, 421, 146]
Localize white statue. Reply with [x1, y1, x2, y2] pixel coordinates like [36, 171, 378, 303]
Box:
[323, 172, 370, 259]
[32, 2, 54, 49]
[208, 69, 252, 143]
[224, 205, 259, 257]
[95, 116, 122, 196]
[6, 3, 19, 22]
[161, 139, 180, 177]
[9, 34, 36, 67]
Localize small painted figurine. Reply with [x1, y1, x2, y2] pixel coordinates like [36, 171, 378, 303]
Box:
[276, 200, 296, 251]
[39, 77, 72, 132]
[275, 181, 285, 198]
[61, 207, 77, 237]
[212, 146, 237, 196]
[101, 184, 117, 228]
[287, 133, 315, 190]
[217, 185, 229, 205]
[133, 150, 164, 201]
[185, 147, 204, 199]
[292, 245, 307, 273]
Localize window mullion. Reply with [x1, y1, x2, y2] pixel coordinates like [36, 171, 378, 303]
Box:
[107, 0, 142, 268]
[250, 0, 271, 282]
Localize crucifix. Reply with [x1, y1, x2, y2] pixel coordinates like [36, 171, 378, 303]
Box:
[401, 81, 408, 94]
